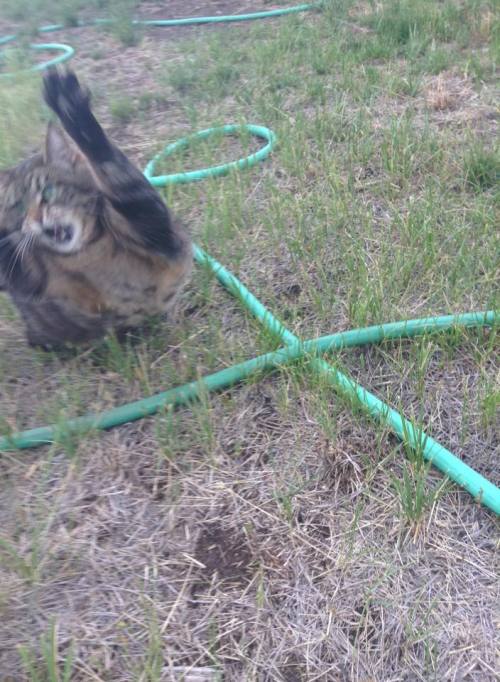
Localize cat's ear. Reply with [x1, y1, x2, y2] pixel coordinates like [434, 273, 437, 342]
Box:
[45, 122, 97, 185]
[44, 121, 81, 169]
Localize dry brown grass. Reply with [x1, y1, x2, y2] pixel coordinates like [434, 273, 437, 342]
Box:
[424, 73, 473, 111]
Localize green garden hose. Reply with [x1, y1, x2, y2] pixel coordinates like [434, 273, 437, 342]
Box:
[0, 3, 322, 74]
[144, 124, 277, 185]
[0, 42, 75, 75]
[3, 311, 494, 453]
[0, 4, 498, 515]
[191, 248, 500, 514]
[0, 244, 498, 514]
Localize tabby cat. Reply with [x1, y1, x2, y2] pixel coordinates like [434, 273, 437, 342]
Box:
[0, 68, 192, 349]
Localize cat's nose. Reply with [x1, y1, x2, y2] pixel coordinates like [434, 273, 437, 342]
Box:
[26, 205, 43, 224]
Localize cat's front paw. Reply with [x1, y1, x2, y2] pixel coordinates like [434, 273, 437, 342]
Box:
[43, 67, 91, 124]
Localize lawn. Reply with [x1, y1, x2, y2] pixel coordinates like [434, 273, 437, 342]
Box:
[0, 1, 498, 680]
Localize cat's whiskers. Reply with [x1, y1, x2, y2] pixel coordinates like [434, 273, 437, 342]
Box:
[7, 233, 34, 281]
[18, 232, 35, 266]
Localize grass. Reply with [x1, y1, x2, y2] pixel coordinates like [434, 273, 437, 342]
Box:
[0, 0, 140, 27]
[0, 74, 41, 165]
[463, 142, 499, 191]
[18, 621, 75, 682]
[0, 0, 499, 680]
[109, 94, 135, 123]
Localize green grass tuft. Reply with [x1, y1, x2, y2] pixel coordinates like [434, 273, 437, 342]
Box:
[463, 144, 499, 191]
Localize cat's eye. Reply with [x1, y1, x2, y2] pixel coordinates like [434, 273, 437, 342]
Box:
[13, 198, 26, 213]
[41, 184, 56, 203]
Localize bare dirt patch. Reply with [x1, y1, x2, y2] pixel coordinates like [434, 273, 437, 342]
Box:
[193, 520, 254, 591]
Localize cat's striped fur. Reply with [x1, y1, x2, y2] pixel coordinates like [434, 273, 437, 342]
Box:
[0, 68, 192, 349]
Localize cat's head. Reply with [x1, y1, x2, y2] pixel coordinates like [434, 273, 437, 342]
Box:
[21, 123, 104, 254]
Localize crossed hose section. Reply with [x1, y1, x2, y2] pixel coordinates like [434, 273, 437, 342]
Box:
[192, 248, 499, 515]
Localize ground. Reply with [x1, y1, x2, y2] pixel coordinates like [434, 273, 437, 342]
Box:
[0, 1, 499, 680]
